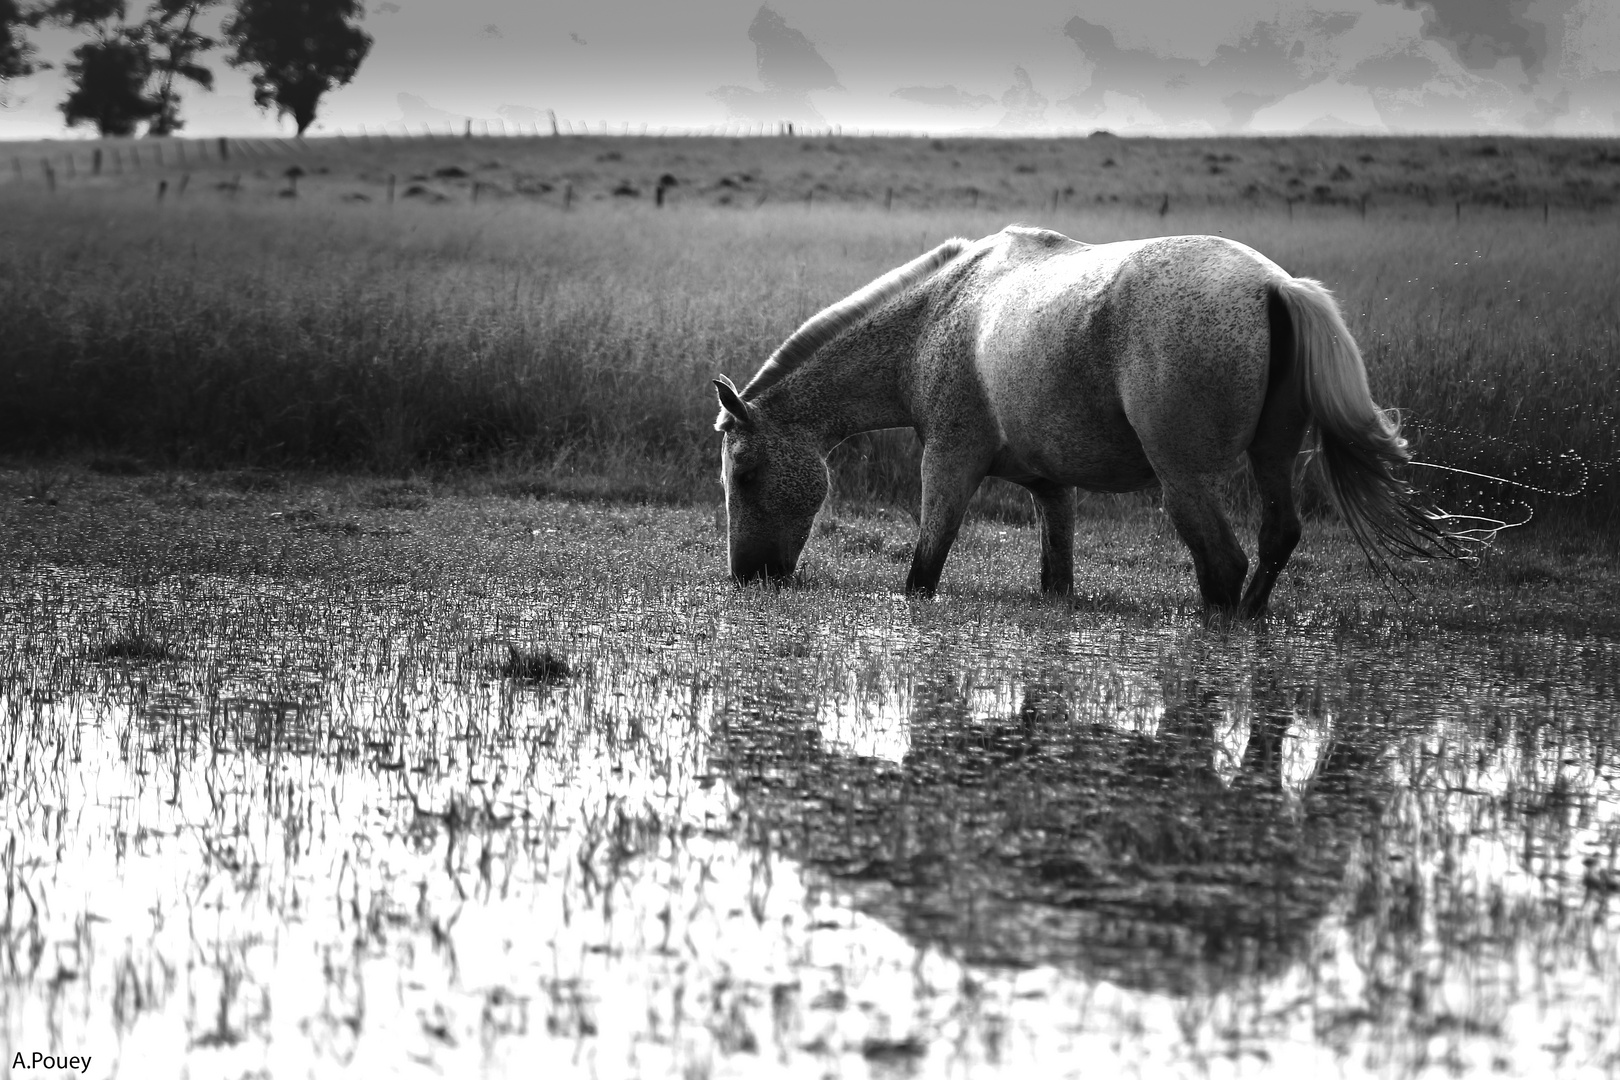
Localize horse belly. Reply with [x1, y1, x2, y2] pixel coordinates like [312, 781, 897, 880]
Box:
[990, 393, 1159, 492]
[979, 281, 1157, 491]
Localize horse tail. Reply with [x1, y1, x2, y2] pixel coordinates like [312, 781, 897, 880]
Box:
[1269, 276, 1463, 566]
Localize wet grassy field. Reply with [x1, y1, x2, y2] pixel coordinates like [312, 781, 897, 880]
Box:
[3, 133, 1620, 1077]
[2, 468, 1620, 1077]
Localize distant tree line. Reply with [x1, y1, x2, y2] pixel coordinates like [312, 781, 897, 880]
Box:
[0, 0, 370, 136]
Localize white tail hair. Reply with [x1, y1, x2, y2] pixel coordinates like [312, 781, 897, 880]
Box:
[1273, 276, 1464, 565]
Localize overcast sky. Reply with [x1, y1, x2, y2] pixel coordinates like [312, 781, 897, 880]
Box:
[3, 0, 1619, 139]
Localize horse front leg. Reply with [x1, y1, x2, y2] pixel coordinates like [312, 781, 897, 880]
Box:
[906, 444, 990, 596]
[1025, 481, 1075, 596]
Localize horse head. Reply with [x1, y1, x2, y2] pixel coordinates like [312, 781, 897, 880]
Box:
[713, 375, 828, 585]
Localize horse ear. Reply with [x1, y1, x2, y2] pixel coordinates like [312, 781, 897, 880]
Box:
[713, 377, 753, 431]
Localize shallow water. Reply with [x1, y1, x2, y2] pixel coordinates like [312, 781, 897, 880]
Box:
[3, 568, 1619, 1078]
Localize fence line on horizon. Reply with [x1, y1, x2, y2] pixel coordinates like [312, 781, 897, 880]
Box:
[3, 127, 1611, 223]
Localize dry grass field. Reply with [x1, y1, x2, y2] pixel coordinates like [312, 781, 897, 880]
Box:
[14, 129, 1617, 211]
[2, 131, 1617, 535]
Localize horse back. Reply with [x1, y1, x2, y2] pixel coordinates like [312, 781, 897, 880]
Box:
[962, 231, 1283, 489]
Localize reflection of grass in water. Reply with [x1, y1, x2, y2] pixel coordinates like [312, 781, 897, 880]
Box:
[1, 467, 1620, 1075]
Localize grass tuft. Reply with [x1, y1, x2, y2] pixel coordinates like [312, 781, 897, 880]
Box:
[94, 631, 184, 663]
[492, 645, 571, 685]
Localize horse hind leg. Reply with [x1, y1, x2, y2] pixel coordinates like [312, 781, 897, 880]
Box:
[1023, 480, 1074, 595]
[1239, 441, 1305, 618]
[1159, 475, 1248, 615]
[1239, 328, 1309, 618]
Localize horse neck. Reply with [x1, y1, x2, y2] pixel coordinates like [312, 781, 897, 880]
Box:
[761, 297, 925, 452]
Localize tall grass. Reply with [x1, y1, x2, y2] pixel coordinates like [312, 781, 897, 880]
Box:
[1, 183, 1616, 525]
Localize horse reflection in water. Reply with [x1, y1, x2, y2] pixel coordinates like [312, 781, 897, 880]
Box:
[711, 652, 1388, 991]
[715, 226, 1465, 615]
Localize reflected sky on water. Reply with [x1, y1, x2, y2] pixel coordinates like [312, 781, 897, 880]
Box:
[3, 569, 1618, 1077]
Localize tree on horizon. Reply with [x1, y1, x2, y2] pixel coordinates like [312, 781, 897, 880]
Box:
[1, 0, 42, 90]
[39, 0, 164, 135]
[224, 0, 369, 136]
[61, 33, 160, 133]
[32, 0, 218, 135]
[143, 0, 217, 134]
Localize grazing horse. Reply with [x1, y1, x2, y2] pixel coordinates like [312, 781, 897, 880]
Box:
[714, 226, 1457, 617]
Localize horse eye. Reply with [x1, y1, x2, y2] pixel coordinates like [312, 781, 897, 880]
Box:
[732, 467, 756, 486]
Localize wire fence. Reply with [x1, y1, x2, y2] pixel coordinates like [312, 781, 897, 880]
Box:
[4, 127, 1611, 223]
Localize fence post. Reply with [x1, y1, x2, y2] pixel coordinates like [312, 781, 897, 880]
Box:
[218, 136, 229, 161]
[1455, 200, 1461, 223]
[177, 173, 189, 196]
[472, 180, 480, 204]
[92, 147, 102, 175]
[465, 119, 472, 139]
[65, 154, 76, 179]
[563, 182, 572, 210]
[157, 179, 167, 201]
[548, 109, 559, 136]
[42, 160, 55, 192]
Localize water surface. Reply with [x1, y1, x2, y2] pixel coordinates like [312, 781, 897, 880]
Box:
[3, 565, 1618, 1078]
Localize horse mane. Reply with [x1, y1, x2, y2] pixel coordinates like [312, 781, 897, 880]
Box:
[740, 237, 971, 399]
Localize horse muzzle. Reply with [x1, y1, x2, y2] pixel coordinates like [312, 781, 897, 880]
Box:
[728, 544, 799, 586]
